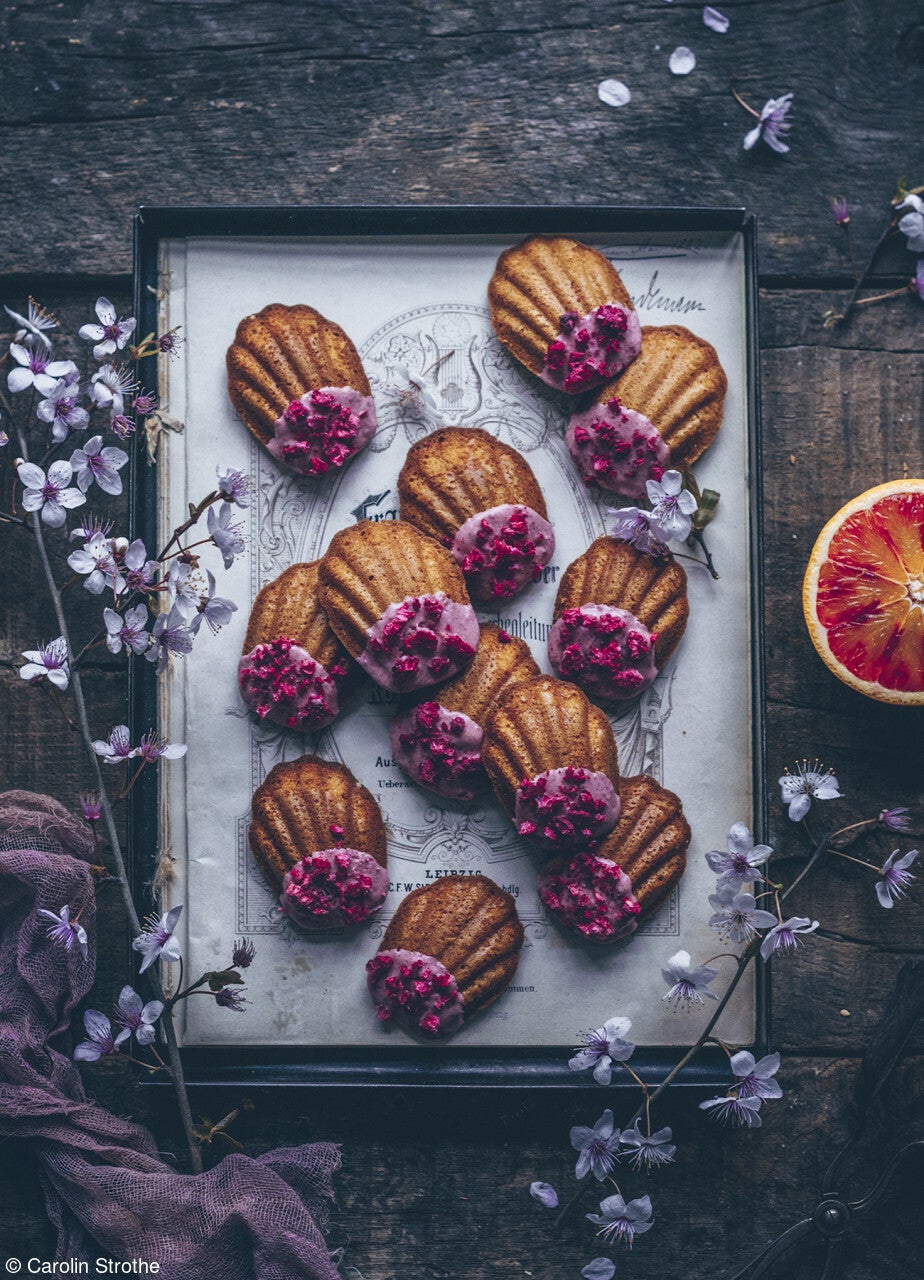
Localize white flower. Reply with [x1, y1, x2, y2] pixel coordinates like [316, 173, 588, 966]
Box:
[78, 297, 136, 361]
[5, 299, 58, 349]
[606, 506, 668, 556]
[132, 905, 183, 972]
[760, 916, 819, 961]
[743, 93, 794, 154]
[104, 604, 151, 656]
[89, 364, 136, 414]
[207, 502, 245, 569]
[661, 950, 719, 1008]
[779, 760, 841, 822]
[875, 848, 918, 909]
[188, 570, 237, 636]
[69, 435, 129, 495]
[708, 887, 777, 943]
[36, 377, 89, 442]
[92, 724, 136, 763]
[705, 823, 773, 887]
[17, 460, 86, 528]
[569, 1016, 635, 1085]
[731, 1050, 783, 1100]
[897, 194, 924, 254]
[380, 362, 444, 421]
[216, 466, 250, 508]
[67, 532, 124, 595]
[646, 470, 697, 542]
[19, 637, 69, 690]
[7, 340, 77, 396]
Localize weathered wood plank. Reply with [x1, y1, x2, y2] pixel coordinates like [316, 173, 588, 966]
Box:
[1, 0, 922, 276]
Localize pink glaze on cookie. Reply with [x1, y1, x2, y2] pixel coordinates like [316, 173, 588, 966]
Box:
[538, 851, 641, 944]
[566, 397, 669, 498]
[281, 848, 389, 929]
[238, 636, 346, 731]
[366, 948, 465, 1037]
[541, 305, 642, 393]
[515, 765, 621, 851]
[267, 386, 376, 476]
[359, 592, 479, 692]
[390, 702, 486, 802]
[451, 504, 555, 601]
[548, 605, 658, 702]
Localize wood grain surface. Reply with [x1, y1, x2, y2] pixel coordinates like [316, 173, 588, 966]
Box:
[2, 1, 924, 1274]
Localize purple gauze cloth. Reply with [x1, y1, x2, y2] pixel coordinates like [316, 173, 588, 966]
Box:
[0, 790, 341, 1279]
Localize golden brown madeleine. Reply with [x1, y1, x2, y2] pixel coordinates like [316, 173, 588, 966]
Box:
[488, 236, 641, 394]
[398, 428, 554, 601]
[597, 774, 690, 919]
[239, 561, 359, 732]
[366, 876, 524, 1037]
[389, 625, 541, 802]
[549, 536, 689, 703]
[317, 519, 479, 692]
[482, 675, 621, 852]
[602, 325, 727, 469]
[248, 755, 389, 930]
[226, 303, 376, 476]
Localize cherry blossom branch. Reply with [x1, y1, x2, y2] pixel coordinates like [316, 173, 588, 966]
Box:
[823, 223, 898, 328]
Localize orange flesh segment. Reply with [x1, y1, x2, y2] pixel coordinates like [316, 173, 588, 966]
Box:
[815, 493, 924, 693]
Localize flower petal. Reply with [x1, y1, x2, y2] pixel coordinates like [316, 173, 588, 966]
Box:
[597, 78, 631, 107]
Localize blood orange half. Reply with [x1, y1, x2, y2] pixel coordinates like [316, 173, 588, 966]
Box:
[803, 479, 924, 705]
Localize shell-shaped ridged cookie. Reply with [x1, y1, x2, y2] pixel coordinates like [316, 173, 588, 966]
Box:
[437, 625, 541, 725]
[489, 236, 635, 379]
[318, 519, 472, 658]
[597, 774, 690, 918]
[482, 675, 620, 817]
[227, 303, 371, 448]
[381, 877, 524, 1017]
[243, 561, 358, 688]
[249, 756, 387, 893]
[398, 428, 548, 543]
[555, 536, 689, 669]
[603, 325, 727, 468]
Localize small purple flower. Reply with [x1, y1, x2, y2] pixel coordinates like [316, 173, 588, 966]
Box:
[208, 502, 246, 569]
[36, 377, 90, 443]
[19, 637, 69, 690]
[779, 760, 841, 821]
[731, 1050, 782, 1100]
[147, 606, 195, 673]
[708, 887, 777, 944]
[606, 506, 668, 556]
[156, 327, 183, 356]
[830, 197, 850, 226]
[79, 793, 101, 823]
[706, 823, 773, 887]
[529, 1182, 559, 1209]
[699, 1093, 763, 1127]
[132, 389, 158, 415]
[73, 1010, 118, 1062]
[215, 986, 247, 1011]
[569, 1016, 635, 1085]
[92, 724, 136, 764]
[67, 533, 124, 595]
[114, 985, 164, 1047]
[37, 904, 88, 959]
[121, 538, 159, 593]
[587, 1194, 654, 1247]
[897, 195, 924, 254]
[646, 470, 697, 543]
[743, 93, 794, 154]
[79, 297, 136, 361]
[18, 459, 86, 527]
[109, 413, 136, 440]
[132, 904, 183, 973]
[69, 435, 129, 495]
[571, 1110, 622, 1181]
[104, 604, 151, 656]
[166, 559, 200, 618]
[875, 849, 918, 909]
[7, 338, 77, 396]
[661, 950, 719, 1009]
[582, 1260, 616, 1280]
[217, 466, 251, 508]
[135, 730, 187, 764]
[232, 938, 256, 969]
[5, 298, 58, 349]
[879, 807, 912, 832]
[620, 1122, 676, 1170]
[89, 364, 136, 414]
[188, 570, 237, 636]
[760, 916, 819, 961]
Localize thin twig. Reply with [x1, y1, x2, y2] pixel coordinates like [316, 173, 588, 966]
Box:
[825, 223, 897, 328]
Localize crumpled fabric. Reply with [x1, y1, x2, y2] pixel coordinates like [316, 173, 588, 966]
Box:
[0, 790, 341, 1279]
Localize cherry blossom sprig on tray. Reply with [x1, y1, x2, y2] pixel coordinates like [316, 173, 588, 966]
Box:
[606, 467, 721, 579]
[527, 761, 919, 1275]
[1, 297, 255, 1175]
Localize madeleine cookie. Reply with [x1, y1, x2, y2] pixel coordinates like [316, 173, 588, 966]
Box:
[548, 537, 689, 703]
[239, 561, 358, 732]
[318, 519, 479, 692]
[226, 303, 376, 476]
[366, 876, 523, 1038]
[488, 236, 641, 394]
[482, 675, 621, 853]
[390, 624, 540, 802]
[249, 756, 388, 930]
[398, 428, 555, 601]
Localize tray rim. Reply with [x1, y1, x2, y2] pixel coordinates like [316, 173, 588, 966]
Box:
[131, 203, 768, 1089]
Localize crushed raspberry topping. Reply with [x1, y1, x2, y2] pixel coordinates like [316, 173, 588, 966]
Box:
[365, 949, 464, 1037]
[567, 398, 669, 499]
[450, 504, 555, 602]
[548, 604, 658, 703]
[238, 637, 341, 730]
[390, 701, 486, 801]
[359, 592, 479, 692]
[514, 765, 620, 851]
[281, 848, 389, 929]
[267, 386, 376, 477]
[540, 305, 642, 394]
[538, 851, 641, 943]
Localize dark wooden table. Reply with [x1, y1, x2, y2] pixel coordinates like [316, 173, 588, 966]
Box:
[2, 2, 923, 1275]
